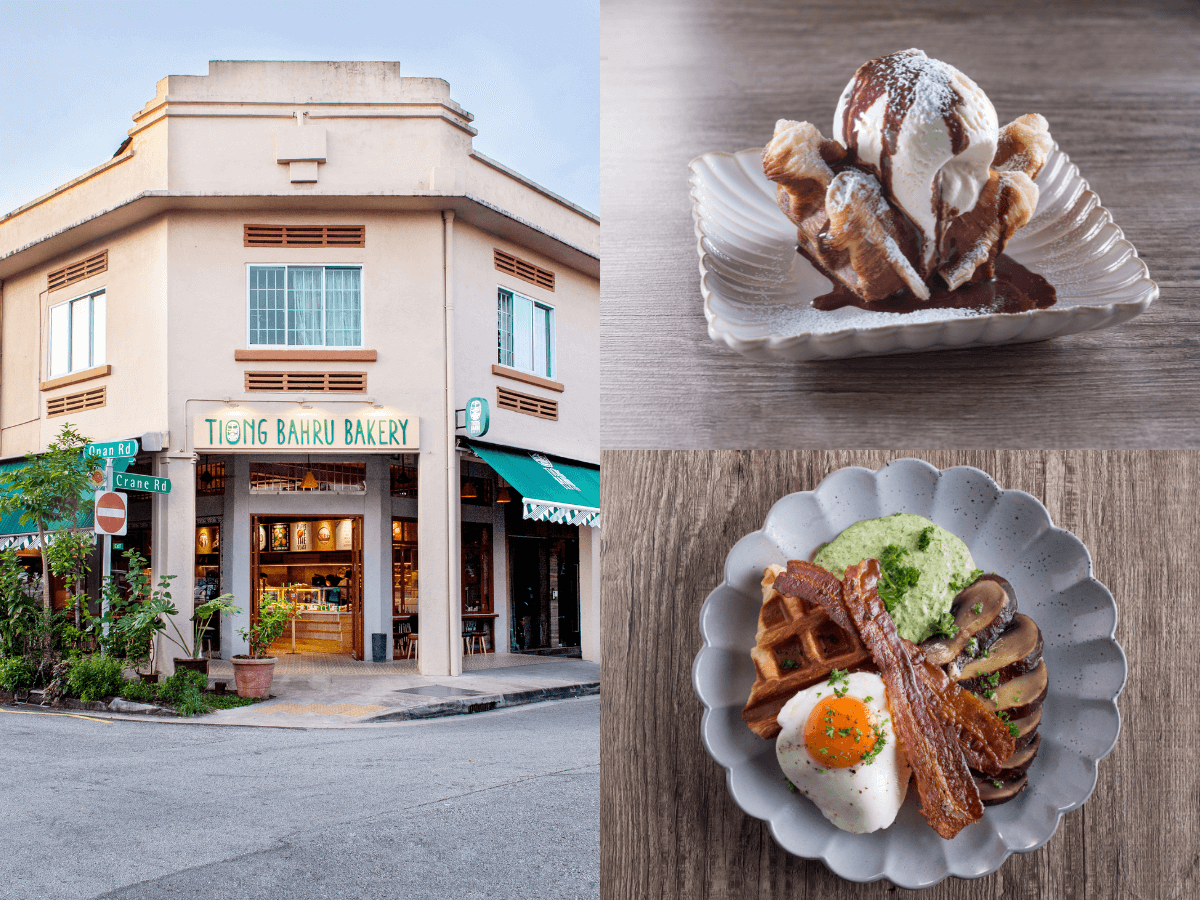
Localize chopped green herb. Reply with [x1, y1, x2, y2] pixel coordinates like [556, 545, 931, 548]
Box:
[965, 637, 979, 657]
[780, 659, 798, 670]
[877, 544, 921, 613]
[816, 768, 825, 774]
[819, 747, 828, 754]
[972, 602, 983, 615]
[933, 611, 959, 639]
[859, 721, 888, 766]
[983, 689, 997, 701]
[785, 778, 798, 793]
[864, 696, 873, 703]
[837, 727, 851, 737]
[1007, 722, 1020, 736]
[825, 726, 834, 737]
[983, 672, 1001, 688]
[917, 526, 936, 551]
[992, 779, 1004, 789]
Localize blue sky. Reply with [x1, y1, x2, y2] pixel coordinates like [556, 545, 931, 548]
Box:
[0, 0, 599, 216]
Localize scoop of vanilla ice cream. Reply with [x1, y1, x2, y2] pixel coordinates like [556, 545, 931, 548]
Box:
[833, 49, 998, 274]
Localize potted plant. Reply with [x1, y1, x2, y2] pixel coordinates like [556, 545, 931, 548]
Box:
[231, 600, 291, 698]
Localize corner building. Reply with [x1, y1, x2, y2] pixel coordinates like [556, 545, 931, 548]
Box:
[0, 61, 600, 676]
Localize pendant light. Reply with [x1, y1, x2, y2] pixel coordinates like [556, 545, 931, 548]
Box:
[300, 455, 319, 490]
[497, 484, 514, 504]
[461, 479, 478, 499]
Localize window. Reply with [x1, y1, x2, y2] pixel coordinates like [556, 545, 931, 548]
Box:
[497, 288, 553, 378]
[248, 265, 362, 347]
[48, 290, 105, 378]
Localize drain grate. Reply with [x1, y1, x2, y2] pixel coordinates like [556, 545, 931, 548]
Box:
[395, 686, 485, 698]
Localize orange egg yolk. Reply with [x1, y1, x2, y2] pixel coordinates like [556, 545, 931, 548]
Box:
[804, 695, 878, 768]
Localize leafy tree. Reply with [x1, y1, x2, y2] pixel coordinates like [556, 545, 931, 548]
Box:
[0, 549, 38, 657]
[0, 423, 93, 620]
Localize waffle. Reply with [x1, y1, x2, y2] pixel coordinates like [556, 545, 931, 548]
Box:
[741, 562, 873, 739]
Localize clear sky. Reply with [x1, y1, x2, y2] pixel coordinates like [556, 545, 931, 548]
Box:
[0, 0, 599, 216]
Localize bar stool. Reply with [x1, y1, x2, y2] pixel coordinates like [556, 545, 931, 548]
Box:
[463, 632, 485, 655]
[405, 633, 419, 660]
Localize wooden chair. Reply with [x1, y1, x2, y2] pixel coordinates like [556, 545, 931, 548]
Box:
[405, 633, 419, 660]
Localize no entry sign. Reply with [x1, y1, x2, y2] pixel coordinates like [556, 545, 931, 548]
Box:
[93, 491, 128, 536]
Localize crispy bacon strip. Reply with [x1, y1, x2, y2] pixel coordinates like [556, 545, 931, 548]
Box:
[914, 656, 1015, 775]
[773, 559, 848, 618]
[832, 560, 984, 839]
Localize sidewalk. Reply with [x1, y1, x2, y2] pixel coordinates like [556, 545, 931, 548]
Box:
[187, 653, 600, 728]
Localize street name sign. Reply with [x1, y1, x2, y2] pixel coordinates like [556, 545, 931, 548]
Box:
[113, 472, 171, 494]
[94, 491, 128, 536]
[86, 439, 138, 461]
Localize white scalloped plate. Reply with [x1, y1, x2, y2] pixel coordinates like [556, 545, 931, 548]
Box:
[692, 459, 1125, 888]
[689, 145, 1158, 361]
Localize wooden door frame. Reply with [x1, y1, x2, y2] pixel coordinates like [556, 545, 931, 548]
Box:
[249, 513, 364, 659]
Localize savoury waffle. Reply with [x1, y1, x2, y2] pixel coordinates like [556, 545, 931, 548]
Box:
[742, 562, 873, 739]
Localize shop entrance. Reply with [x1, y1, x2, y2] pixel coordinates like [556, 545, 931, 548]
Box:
[509, 534, 580, 653]
[251, 515, 364, 659]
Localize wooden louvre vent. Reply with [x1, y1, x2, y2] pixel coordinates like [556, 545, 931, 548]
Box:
[245, 371, 367, 393]
[47, 386, 106, 417]
[48, 251, 107, 292]
[243, 224, 366, 247]
[494, 249, 554, 291]
[496, 386, 558, 421]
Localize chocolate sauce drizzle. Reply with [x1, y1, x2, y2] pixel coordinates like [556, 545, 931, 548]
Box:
[813, 254, 1057, 314]
[839, 50, 969, 273]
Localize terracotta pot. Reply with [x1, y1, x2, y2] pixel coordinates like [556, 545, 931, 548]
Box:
[173, 658, 210, 676]
[231, 657, 276, 698]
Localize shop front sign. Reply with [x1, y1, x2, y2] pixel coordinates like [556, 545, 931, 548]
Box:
[194, 409, 418, 451]
[466, 397, 489, 437]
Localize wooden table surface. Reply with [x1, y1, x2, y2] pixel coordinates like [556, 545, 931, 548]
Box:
[600, 0, 1200, 448]
[600, 450, 1200, 898]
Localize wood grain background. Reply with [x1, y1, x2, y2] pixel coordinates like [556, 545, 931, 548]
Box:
[600, 450, 1200, 898]
[600, 0, 1200, 448]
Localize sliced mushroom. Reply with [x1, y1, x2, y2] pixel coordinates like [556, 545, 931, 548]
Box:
[957, 614, 1043, 686]
[974, 772, 1028, 806]
[1013, 727, 1039, 752]
[988, 659, 1048, 720]
[920, 575, 1016, 668]
[997, 732, 1041, 777]
[1009, 707, 1042, 740]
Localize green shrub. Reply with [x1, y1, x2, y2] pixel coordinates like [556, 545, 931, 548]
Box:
[119, 680, 157, 703]
[66, 654, 126, 702]
[156, 668, 212, 716]
[0, 656, 34, 693]
[205, 693, 260, 710]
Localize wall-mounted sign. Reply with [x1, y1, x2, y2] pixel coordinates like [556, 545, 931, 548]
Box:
[466, 397, 489, 437]
[193, 409, 418, 451]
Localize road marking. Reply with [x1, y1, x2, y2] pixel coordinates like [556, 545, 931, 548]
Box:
[1, 708, 112, 723]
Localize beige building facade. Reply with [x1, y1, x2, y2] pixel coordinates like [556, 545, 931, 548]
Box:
[0, 61, 600, 676]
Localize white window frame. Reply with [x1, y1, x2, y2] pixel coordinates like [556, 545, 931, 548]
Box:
[497, 286, 555, 380]
[47, 288, 106, 378]
[245, 263, 365, 349]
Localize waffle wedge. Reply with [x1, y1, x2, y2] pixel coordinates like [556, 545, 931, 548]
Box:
[742, 561, 873, 739]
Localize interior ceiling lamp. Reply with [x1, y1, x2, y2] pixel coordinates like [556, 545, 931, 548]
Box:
[300, 456, 320, 491]
[461, 479, 478, 499]
[496, 483, 514, 504]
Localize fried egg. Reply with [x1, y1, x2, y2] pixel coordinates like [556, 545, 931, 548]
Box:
[776, 670, 911, 833]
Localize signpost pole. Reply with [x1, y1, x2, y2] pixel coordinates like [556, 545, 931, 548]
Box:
[101, 459, 113, 645]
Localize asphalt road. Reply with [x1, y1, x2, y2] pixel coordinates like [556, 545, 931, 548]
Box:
[0, 696, 599, 900]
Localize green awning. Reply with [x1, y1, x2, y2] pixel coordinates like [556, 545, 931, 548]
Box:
[466, 441, 600, 528]
[0, 454, 133, 548]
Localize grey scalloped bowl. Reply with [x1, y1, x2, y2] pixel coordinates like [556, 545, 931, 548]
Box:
[692, 459, 1125, 888]
[689, 144, 1158, 360]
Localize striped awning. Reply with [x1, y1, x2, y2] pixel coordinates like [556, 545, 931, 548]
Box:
[465, 441, 600, 529]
